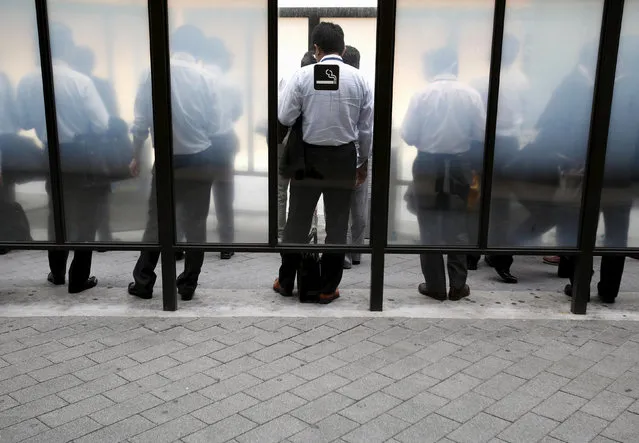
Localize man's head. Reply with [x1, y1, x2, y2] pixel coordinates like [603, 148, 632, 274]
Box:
[50, 22, 74, 62]
[202, 37, 232, 71]
[311, 22, 345, 61]
[72, 45, 95, 75]
[423, 46, 458, 79]
[300, 50, 316, 68]
[501, 34, 520, 68]
[172, 24, 206, 57]
[343, 45, 360, 69]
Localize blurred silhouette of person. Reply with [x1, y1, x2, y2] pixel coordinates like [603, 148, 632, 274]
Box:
[401, 46, 486, 302]
[200, 37, 242, 259]
[0, 72, 18, 203]
[468, 34, 530, 283]
[274, 23, 373, 304]
[128, 25, 221, 301]
[341, 45, 371, 269]
[17, 22, 109, 293]
[72, 45, 119, 243]
[562, 38, 639, 303]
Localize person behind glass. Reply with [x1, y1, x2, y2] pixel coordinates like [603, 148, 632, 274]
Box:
[273, 23, 374, 304]
[401, 46, 486, 302]
[562, 40, 639, 303]
[71, 45, 119, 244]
[17, 22, 109, 293]
[341, 45, 370, 270]
[0, 72, 18, 204]
[128, 25, 221, 301]
[468, 34, 530, 283]
[201, 37, 242, 259]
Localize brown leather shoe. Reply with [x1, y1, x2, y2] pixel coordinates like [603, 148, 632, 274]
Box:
[273, 279, 293, 297]
[449, 285, 470, 301]
[318, 289, 340, 304]
[418, 283, 447, 301]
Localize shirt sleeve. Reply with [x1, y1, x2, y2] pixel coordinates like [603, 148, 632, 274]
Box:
[401, 94, 423, 147]
[81, 78, 109, 133]
[469, 91, 487, 142]
[356, 79, 374, 167]
[16, 74, 42, 133]
[131, 72, 152, 142]
[278, 71, 302, 127]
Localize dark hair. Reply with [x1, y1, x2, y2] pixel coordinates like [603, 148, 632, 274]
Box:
[72, 45, 95, 75]
[50, 22, 74, 61]
[300, 51, 316, 67]
[202, 37, 231, 70]
[425, 46, 458, 77]
[311, 22, 345, 56]
[501, 34, 520, 67]
[343, 45, 360, 69]
[172, 25, 205, 57]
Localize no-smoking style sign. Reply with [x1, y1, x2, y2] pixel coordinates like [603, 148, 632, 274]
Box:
[314, 64, 340, 91]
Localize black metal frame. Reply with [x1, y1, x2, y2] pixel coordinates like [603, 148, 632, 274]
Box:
[6, 0, 628, 314]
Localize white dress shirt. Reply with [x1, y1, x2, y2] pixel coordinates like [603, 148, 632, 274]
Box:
[471, 66, 529, 138]
[0, 73, 18, 136]
[278, 55, 374, 167]
[17, 60, 109, 144]
[203, 64, 243, 136]
[402, 74, 486, 154]
[132, 52, 221, 156]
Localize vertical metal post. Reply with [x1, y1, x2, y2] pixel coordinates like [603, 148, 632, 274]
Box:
[572, 0, 624, 314]
[369, 0, 397, 312]
[268, 0, 279, 247]
[34, 0, 66, 244]
[478, 0, 507, 249]
[147, 0, 177, 311]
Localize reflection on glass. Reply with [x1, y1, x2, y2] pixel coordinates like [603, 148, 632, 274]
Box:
[598, 0, 639, 249]
[487, 0, 603, 250]
[0, 1, 50, 243]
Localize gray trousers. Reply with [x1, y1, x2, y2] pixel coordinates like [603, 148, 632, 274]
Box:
[413, 154, 469, 293]
[345, 160, 371, 264]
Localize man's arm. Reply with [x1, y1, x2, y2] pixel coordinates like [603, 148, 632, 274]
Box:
[129, 73, 152, 175]
[401, 94, 423, 147]
[356, 81, 374, 168]
[277, 71, 302, 127]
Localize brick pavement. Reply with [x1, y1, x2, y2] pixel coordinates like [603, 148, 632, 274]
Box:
[0, 316, 637, 442]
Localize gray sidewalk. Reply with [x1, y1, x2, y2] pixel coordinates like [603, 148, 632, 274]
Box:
[0, 316, 638, 442]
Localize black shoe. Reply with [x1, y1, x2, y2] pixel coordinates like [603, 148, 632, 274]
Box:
[220, 251, 234, 260]
[47, 272, 65, 286]
[352, 260, 361, 266]
[128, 282, 152, 300]
[175, 251, 185, 261]
[418, 283, 447, 301]
[449, 285, 470, 301]
[343, 260, 352, 270]
[495, 268, 518, 284]
[597, 283, 617, 304]
[179, 287, 195, 301]
[68, 277, 98, 294]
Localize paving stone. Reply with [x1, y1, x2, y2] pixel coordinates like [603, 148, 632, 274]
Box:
[532, 391, 587, 422]
[413, 341, 461, 363]
[90, 392, 164, 426]
[236, 414, 308, 443]
[58, 373, 127, 403]
[571, 340, 617, 362]
[422, 356, 472, 380]
[533, 341, 578, 362]
[292, 355, 346, 381]
[183, 414, 256, 443]
[395, 413, 458, 443]
[340, 391, 403, 424]
[117, 355, 180, 382]
[159, 356, 219, 381]
[28, 356, 95, 382]
[581, 390, 634, 421]
[292, 326, 341, 347]
[0, 418, 49, 442]
[438, 391, 494, 423]
[387, 391, 449, 424]
[192, 392, 259, 424]
[21, 416, 102, 443]
[141, 392, 211, 425]
[630, 399, 639, 414]
[518, 372, 571, 399]
[3, 341, 67, 364]
[550, 411, 609, 443]
[337, 372, 394, 400]
[74, 414, 155, 443]
[493, 340, 541, 362]
[383, 372, 439, 400]
[74, 356, 138, 382]
[199, 373, 262, 401]
[330, 326, 377, 346]
[375, 341, 423, 364]
[244, 373, 306, 401]
[0, 394, 18, 412]
[608, 371, 639, 399]
[589, 355, 635, 379]
[499, 413, 559, 443]
[474, 372, 527, 400]
[46, 342, 107, 364]
[447, 412, 510, 443]
[453, 341, 501, 363]
[104, 373, 170, 403]
[462, 356, 512, 380]
[130, 414, 208, 443]
[248, 356, 304, 380]
[547, 354, 595, 379]
[601, 411, 639, 442]
[291, 392, 354, 424]
[240, 392, 307, 424]
[332, 340, 384, 363]
[0, 394, 67, 428]
[429, 373, 482, 400]
[292, 373, 351, 401]
[486, 390, 544, 422]
[0, 373, 38, 396]
[253, 326, 302, 347]
[562, 371, 614, 399]
[39, 394, 114, 427]
[504, 355, 552, 380]
[0, 358, 51, 383]
[290, 414, 358, 442]
[205, 356, 263, 380]
[250, 340, 304, 363]
[369, 326, 415, 346]
[292, 340, 347, 363]
[343, 413, 411, 443]
[332, 355, 388, 381]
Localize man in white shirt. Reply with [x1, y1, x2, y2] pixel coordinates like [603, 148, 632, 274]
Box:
[402, 46, 486, 302]
[200, 37, 242, 259]
[274, 23, 374, 304]
[17, 22, 109, 294]
[128, 25, 221, 301]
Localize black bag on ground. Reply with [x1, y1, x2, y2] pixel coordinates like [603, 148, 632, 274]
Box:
[297, 227, 322, 303]
[0, 200, 32, 242]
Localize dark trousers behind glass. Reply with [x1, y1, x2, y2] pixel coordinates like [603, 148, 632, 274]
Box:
[279, 143, 356, 295]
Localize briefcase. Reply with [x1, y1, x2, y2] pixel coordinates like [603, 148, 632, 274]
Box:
[0, 134, 47, 184]
[297, 227, 322, 303]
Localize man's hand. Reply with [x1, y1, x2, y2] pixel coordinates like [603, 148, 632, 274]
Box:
[356, 161, 368, 187]
[129, 158, 140, 177]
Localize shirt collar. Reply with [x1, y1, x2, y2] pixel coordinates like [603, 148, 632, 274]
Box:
[432, 73, 457, 82]
[172, 52, 197, 64]
[320, 55, 343, 63]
